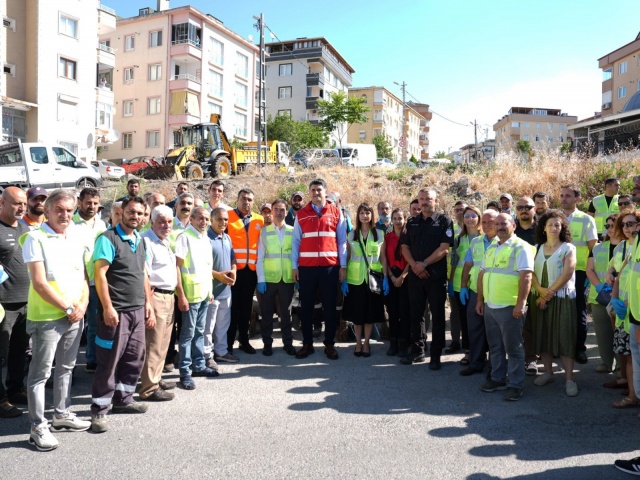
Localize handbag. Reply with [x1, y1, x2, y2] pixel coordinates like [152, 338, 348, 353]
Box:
[357, 235, 383, 295]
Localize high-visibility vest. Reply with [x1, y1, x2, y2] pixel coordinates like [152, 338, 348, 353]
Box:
[482, 237, 530, 307]
[297, 202, 340, 267]
[72, 213, 107, 283]
[626, 238, 640, 329]
[447, 223, 463, 278]
[346, 229, 384, 285]
[468, 235, 493, 293]
[568, 210, 595, 271]
[177, 227, 213, 303]
[168, 217, 187, 250]
[452, 235, 472, 292]
[614, 240, 631, 330]
[227, 210, 263, 270]
[262, 224, 294, 284]
[19, 227, 86, 321]
[592, 194, 619, 234]
[587, 241, 611, 305]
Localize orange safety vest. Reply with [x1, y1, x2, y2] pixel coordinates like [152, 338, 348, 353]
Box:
[297, 202, 340, 267]
[227, 210, 263, 270]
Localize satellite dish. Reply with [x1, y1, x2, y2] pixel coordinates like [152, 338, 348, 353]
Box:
[86, 133, 94, 148]
[105, 130, 120, 143]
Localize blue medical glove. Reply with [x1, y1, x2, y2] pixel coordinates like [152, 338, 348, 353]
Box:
[460, 287, 469, 306]
[383, 277, 390, 296]
[341, 280, 349, 297]
[257, 282, 267, 294]
[448, 282, 455, 297]
[611, 298, 627, 319]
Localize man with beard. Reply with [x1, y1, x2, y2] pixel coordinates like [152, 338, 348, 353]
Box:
[19, 187, 48, 230]
[166, 182, 188, 212]
[90, 197, 155, 433]
[285, 191, 304, 227]
[116, 179, 141, 202]
[375, 201, 393, 234]
[514, 197, 536, 246]
[532, 192, 550, 218]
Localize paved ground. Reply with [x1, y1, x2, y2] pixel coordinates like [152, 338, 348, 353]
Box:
[1, 322, 638, 480]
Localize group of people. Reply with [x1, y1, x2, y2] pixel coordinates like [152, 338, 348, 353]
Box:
[2, 174, 640, 469]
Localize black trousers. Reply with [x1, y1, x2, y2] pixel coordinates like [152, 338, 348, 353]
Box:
[575, 270, 588, 353]
[228, 267, 257, 349]
[466, 290, 488, 370]
[385, 282, 410, 342]
[407, 273, 447, 359]
[454, 291, 469, 350]
[0, 302, 28, 398]
[298, 266, 339, 346]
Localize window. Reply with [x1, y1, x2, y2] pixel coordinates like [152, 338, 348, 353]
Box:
[3, 63, 15, 76]
[209, 37, 224, 65]
[536, 123, 541, 129]
[3, 17, 16, 31]
[547, 136, 553, 142]
[125, 35, 135, 51]
[171, 22, 201, 47]
[279, 63, 292, 76]
[58, 57, 76, 80]
[523, 134, 529, 141]
[523, 122, 529, 128]
[209, 102, 221, 116]
[124, 67, 134, 83]
[236, 52, 248, 78]
[619, 86, 627, 99]
[235, 82, 248, 108]
[59, 14, 77, 38]
[511, 122, 520, 128]
[234, 112, 247, 137]
[149, 30, 162, 47]
[146, 131, 160, 148]
[148, 64, 162, 81]
[559, 136, 564, 142]
[278, 86, 292, 99]
[603, 68, 612, 81]
[147, 97, 161, 115]
[559, 124, 565, 131]
[123, 132, 133, 149]
[548, 123, 553, 130]
[96, 103, 112, 127]
[602, 90, 612, 105]
[123, 100, 133, 117]
[30, 147, 49, 165]
[57, 96, 78, 123]
[53, 146, 77, 166]
[306, 86, 312, 97]
[359, 130, 366, 140]
[619, 61, 628, 75]
[209, 70, 223, 97]
[535, 135, 540, 142]
[277, 110, 291, 116]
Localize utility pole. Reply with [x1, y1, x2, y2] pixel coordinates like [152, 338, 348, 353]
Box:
[470, 119, 478, 163]
[394, 81, 407, 163]
[253, 13, 266, 167]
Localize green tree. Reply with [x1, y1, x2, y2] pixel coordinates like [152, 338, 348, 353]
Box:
[516, 140, 531, 154]
[409, 154, 418, 164]
[316, 91, 370, 163]
[372, 134, 393, 159]
[266, 114, 328, 154]
[434, 151, 447, 158]
[560, 141, 572, 155]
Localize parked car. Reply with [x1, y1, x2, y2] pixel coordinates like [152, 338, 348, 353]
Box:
[122, 156, 164, 175]
[91, 160, 125, 180]
[337, 144, 377, 168]
[375, 158, 396, 169]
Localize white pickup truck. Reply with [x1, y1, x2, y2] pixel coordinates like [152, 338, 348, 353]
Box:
[0, 141, 102, 191]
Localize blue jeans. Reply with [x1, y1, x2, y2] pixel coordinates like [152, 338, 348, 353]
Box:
[484, 305, 525, 390]
[84, 286, 99, 364]
[629, 324, 640, 397]
[179, 298, 209, 377]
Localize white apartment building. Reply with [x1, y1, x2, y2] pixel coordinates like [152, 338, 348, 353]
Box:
[102, 2, 259, 160]
[1, 0, 116, 163]
[264, 37, 354, 147]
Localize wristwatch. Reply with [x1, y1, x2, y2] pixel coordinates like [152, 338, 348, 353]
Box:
[422, 260, 428, 268]
[65, 306, 74, 316]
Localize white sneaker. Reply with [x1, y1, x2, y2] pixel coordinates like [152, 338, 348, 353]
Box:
[29, 425, 59, 451]
[566, 380, 579, 397]
[51, 412, 91, 432]
[534, 373, 555, 386]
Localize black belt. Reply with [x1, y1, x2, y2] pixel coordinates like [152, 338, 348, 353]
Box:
[153, 288, 174, 295]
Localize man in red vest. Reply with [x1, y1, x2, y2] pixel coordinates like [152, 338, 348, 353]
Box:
[292, 178, 347, 360]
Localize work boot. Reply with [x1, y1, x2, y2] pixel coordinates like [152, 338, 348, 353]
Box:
[397, 340, 410, 358]
[386, 338, 398, 356]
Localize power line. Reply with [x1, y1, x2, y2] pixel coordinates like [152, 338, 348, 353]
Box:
[404, 89, 471, 127]
[262, 24, 311, 73]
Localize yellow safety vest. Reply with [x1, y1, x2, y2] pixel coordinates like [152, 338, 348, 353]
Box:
[568, 210, 594, 271]
[468, 235, 493, 293]
[613, 240, 631, 330]
[592, 194, 619, 234]
[178, 228, 213, 303]
[452, 235, 472, 291]
[482, 237, 529, 307]
[346, 229, 384, 285]
[626, 237, 640, 329]
[262, 224, 294, 284]
[19, 227, 86, 322]
[588, 241, 611, 305]
[169, 217, 187, 250]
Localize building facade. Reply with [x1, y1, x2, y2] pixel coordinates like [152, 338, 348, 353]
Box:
[599, 32, 640, 116]
[1, 0, 116, 163]
[407, 101, 432, 160]
[347, 86, 424, 162]
[264, 37, 354, 147]
[102, 3, 258, 160]
[493, 107, 577, 154]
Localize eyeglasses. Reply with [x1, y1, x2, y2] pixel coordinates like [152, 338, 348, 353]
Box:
[605, 223, 615, 229]
[619, 201, 632, 206]
[463, 213, 478, 219]
[622, 221, 639, 228]
[516, 205, 534, 211]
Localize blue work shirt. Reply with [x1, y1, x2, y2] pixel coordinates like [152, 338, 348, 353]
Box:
[291, 202, 347, 269]
[207, 227, 235, 299]
[94, 223, 148, 262]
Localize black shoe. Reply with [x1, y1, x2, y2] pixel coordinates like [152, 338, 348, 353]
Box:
[400, 352, 426, 365]
[7, 391, 27, 405]
[159, 380, 176, 390]
[429, 359, 441, 370]
[283, 344, 297, 356]
[263, 345, 273, 356]
[295, 344, 315, 359]
[615, 456, 640, 476]
[386, 340, 399, 356]
[85, 363, 97, 373]
[144, 389, 175, 402]
[444, 341, 461, 354]
[397, 346, 410, 358]
[192, 367, 220, 378]
[163, 363, 174, 373]
[239, 342, 256, 354]
[460, 366, 483, 376]
[575, 351, 588, 364]
[354, 347, 363, 357]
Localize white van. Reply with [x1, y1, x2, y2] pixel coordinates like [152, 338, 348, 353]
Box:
[337, 143, 377, 168]
[0, 141, 102, 191]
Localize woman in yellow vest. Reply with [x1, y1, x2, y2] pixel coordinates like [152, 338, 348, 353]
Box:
[586, 214, 621, 375]
[529, 210, 579, 397]
[342, 203, 388, 357]
[448, 205, 482, 366]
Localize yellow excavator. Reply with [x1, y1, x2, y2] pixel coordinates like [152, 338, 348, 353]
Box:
[164, 114, 290, 179]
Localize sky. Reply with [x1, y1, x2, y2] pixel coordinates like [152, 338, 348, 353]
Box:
[107, 0, 640, 154]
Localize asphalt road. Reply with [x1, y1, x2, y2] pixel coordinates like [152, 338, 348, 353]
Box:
[1, 322, 637, 480]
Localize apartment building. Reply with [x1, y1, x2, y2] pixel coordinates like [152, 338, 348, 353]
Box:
[103, 2, 259, 160]
[1, 0, 116, 163]
[347, 86, 424, 162]
[493, 107, 577, 154]
[407, 101, 432, 160]
[264, 37, 354, 146]
[599, 32, 640, 116]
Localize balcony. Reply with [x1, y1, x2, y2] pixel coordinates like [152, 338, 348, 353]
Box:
[306, 96, 319, 110]
[97, 43, 115, 69]
[169, 113, 201, 127]
[171, 39, 202, 60]
[95, 86, 114, 106]
[170, 74, 202, 93]
[510, 127, 520, 136]
[306, 72, 324, 87]
[97, 4, 116, 35]
[373, 117, 384, 124]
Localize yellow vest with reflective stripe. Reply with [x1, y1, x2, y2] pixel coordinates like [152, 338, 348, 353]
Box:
[626, 238, 640, 329]
[452, 235, 472, 291]
[613, 240, 631, 330]
[19, 227, 86, 322]
[178, 228, 213, 303]
[588, 241, 611, 305]
[346, 229, 384, 285]
[262, 224, 294, 284]
[468, 235, 493, 293]
[482, 237, 529, 307]
[593, 194, 619, 234]
[568, 210, 594, 271]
